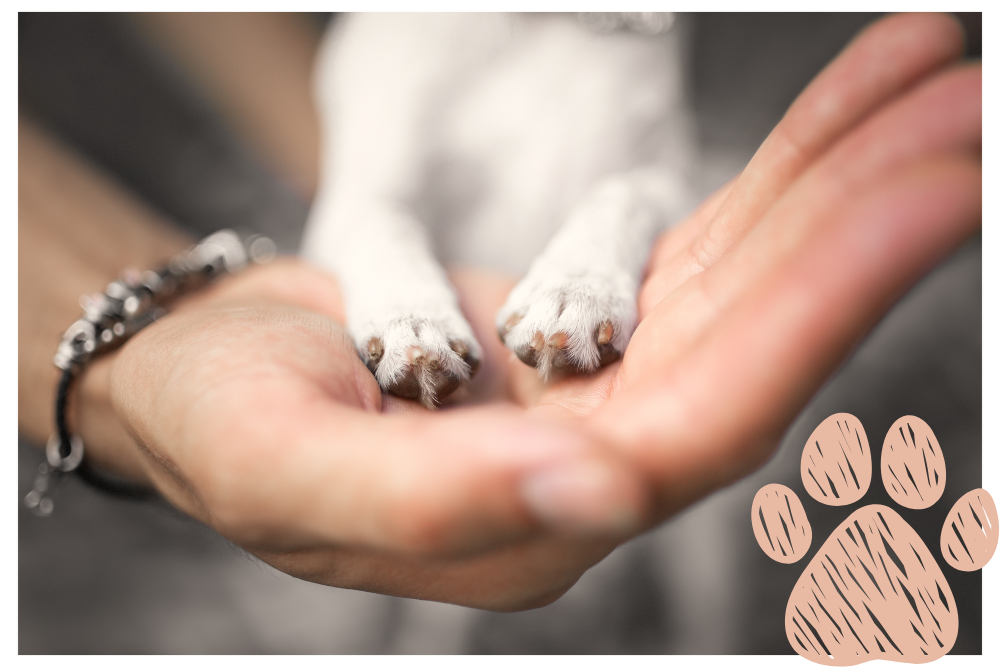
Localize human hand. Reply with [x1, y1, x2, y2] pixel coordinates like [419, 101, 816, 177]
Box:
[80, 258, 647, 610]
[18, 106, 641, 611]
[517, 13, 980, 521]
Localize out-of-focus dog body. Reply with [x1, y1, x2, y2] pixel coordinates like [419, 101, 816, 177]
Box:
[303, 13, 695, 405]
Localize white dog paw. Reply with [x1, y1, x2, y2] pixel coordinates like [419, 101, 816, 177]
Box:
[496, 270, 637, 379]
[356, 315, 481, 408]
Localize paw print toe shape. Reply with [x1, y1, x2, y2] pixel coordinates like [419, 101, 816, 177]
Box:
[801, 413, 872, 506]
[881, 416, 945, 510]
[941, 488, 997, 572]
[752, 484, 812, 564]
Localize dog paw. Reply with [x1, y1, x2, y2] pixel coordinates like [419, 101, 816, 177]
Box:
[356, 316, 481, 408]
[496, 270, 637, 380]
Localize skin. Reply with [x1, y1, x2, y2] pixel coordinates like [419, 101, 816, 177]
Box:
[130, 12, 323, 198]
[18, 14, 979, 611]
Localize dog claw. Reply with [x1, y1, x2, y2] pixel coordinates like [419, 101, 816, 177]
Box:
[597, 321, 613, 345]
[503, 320, 623, 378]
[499, 313, 523, 344]
[367, 337, 384, 361]
[450, 339, 480, 376]
[548, 331, 569, 349]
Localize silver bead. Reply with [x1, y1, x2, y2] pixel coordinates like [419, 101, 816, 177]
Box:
[46, 433, 84, 472]
[141, 270, 162, 292]
[106, 281, 131, 300]
[249, 236, 277, 264]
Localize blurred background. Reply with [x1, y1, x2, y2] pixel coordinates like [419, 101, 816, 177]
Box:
[19, 13, 982, 654]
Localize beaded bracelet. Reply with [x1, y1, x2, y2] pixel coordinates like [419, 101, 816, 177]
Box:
[24, 230, 276, 516]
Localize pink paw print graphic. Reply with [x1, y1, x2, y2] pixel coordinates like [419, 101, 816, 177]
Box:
[752, 413, 996, 665]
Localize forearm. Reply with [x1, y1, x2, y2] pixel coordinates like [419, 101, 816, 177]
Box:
[130, 12, 322, 199]
[18, 116, 192, 480]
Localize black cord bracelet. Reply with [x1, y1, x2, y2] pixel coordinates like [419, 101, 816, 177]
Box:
[53, 367, 156, 501]
[24, 230, 275, 516]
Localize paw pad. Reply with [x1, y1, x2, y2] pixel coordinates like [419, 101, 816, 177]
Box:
[786, 504, 958, 665]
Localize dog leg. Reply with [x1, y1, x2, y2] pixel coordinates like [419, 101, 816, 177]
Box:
[497, 168, 691, 379]
[308, 197, 481, 407]
[303, 14, 505, 406]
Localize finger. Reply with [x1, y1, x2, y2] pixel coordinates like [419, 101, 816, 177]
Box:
[625, 63, 980, 384]
[212, 401, 649, 556]
[594, 155, 981, 518]
[698, 64, 980, 314]
[311, 406, 647, 554]
[641, 13, 965, 309]
[639, 176, 736, 318]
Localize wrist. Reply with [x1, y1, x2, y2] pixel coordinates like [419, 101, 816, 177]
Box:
[70, 352, 155, 486]
[48, 230, 280, 499]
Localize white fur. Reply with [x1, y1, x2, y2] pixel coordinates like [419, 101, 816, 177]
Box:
[301, 13, 696, 402]
[304, 197, 480, 402]
[496, 170, 690, 378]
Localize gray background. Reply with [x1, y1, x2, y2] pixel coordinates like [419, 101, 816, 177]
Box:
[19, 13, 983, 654]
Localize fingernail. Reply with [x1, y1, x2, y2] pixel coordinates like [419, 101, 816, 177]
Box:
[520, 459, 643, 535]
